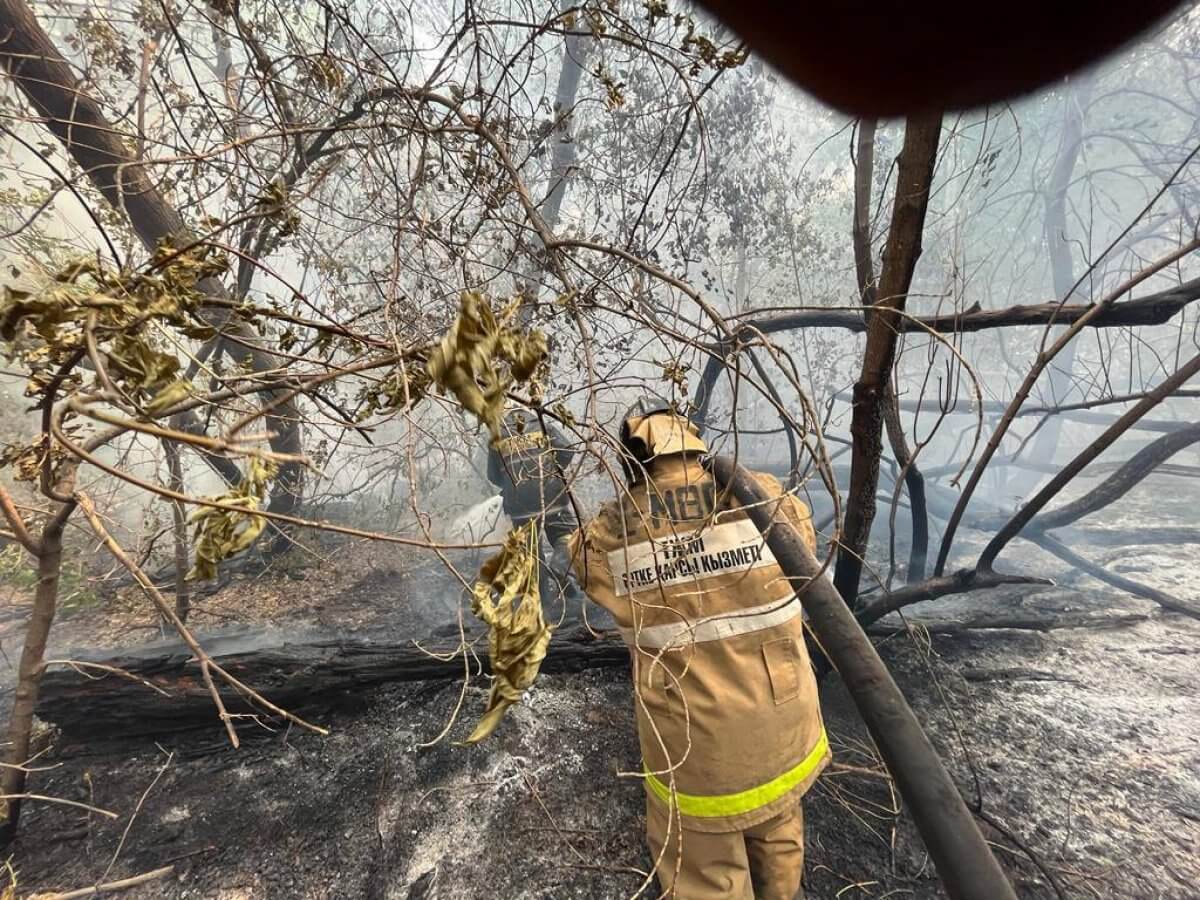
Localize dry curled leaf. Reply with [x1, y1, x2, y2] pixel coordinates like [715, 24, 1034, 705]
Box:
[144, 378, 194, 416]
[0, 242, 221, 406]
[0, 435, 74, 483]
[463, 521, 552, 743]
[426, 292, 546, 440]
[187, 458, 276, 581]
[355, 359, 430, 421]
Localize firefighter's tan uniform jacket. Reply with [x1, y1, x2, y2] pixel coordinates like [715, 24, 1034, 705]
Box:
[568, 422, 829, 837]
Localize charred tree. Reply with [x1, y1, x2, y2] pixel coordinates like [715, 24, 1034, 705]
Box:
[835, 110, 941, 607]
[851, 116, 929, 583]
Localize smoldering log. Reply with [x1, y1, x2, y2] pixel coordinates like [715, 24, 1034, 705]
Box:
[36, 594, 1151, 743]
[36, 625, 628, 740]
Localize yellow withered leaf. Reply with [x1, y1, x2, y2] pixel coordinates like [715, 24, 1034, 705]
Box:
[187, 458, 275, 581]
[0, 243, 226, 407]
[463, 521, 553, 744]
[106, 333, 181, 391]
[426, 292, 546, 440]
[144, 378, 194, 415]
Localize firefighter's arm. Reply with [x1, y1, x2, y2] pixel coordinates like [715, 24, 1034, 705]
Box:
[543, 419, 574, 474]
[566, 526, 590, 587]
[485, 442, 502, 487]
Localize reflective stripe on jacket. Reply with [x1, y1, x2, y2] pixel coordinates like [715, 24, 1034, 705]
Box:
[568, 454, 829, 833]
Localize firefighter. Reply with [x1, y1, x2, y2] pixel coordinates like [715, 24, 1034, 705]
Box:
[567, 402, 828, 899]
[486, 407, 584, 623]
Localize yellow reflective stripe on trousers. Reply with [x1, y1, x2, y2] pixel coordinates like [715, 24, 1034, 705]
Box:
[644, 729, 829, 818]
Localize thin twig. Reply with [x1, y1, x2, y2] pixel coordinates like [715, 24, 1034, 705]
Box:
[0, 484, 38, 554]
[34, 864, 174, 899]
[42, 660, 171, 697]
[100, 750, 174, 882]
[0, 793, 117, 818]
[76, 493, 329, 747]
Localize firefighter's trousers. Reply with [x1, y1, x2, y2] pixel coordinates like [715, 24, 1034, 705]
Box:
[646, 796, 805, 900]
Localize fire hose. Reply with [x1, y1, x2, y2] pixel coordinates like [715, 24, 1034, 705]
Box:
[707, 454, 1017, 900]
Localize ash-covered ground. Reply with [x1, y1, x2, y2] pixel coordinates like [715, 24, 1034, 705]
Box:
[6, 473, 1200, 898]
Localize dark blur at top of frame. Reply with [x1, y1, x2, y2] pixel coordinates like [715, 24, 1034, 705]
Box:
[695, 1, 1187, 115]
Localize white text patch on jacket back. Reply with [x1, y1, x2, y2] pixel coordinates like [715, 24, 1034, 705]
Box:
[606, 518, 776, 597]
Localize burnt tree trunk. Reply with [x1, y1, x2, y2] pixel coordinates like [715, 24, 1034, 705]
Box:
[851, 116, 929, 583]
[835, 111, 941, 607]
[36, 625, 629, 741]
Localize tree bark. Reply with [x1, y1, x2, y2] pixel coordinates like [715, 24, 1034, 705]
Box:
[835, 111, 941, 607]
[882, 401, 929, 580]
[851, 116, 929, 583]
[0, 507, 69, 846]
[0, 0, 303, 540]
[850, 118, 879, 301]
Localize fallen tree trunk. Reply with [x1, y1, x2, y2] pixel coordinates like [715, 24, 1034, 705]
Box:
[37, 625, 628, 740]
[707, 454, 1018, 900]
[734, 276, 1200, 337]
[888, 395, 1186, 434]
[38, 587, 1127, 743]
[1023, 530, 1200, 620]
